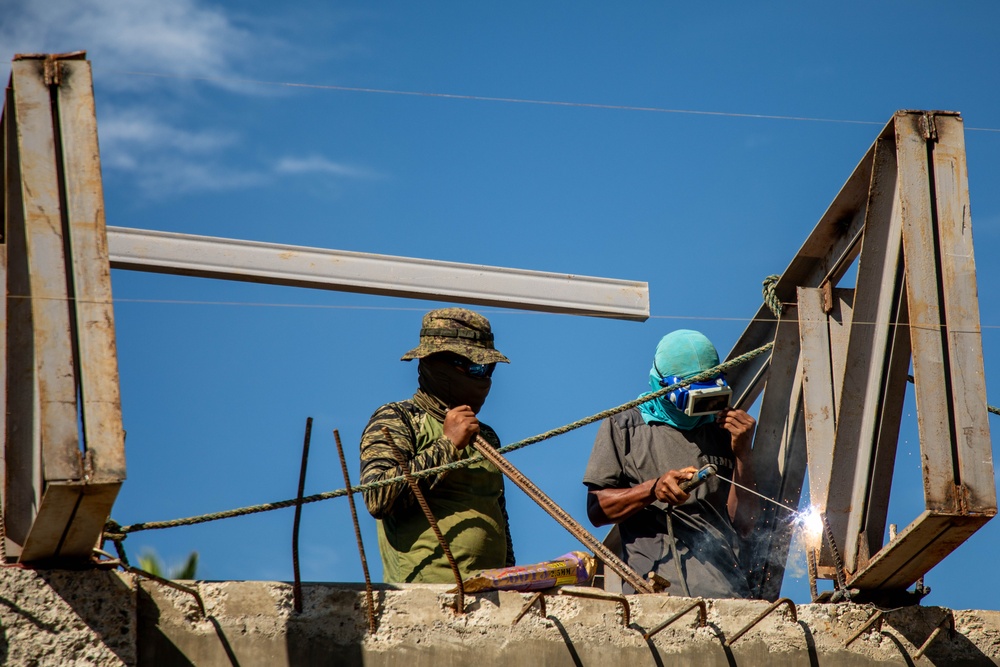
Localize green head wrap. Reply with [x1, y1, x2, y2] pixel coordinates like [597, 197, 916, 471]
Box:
[636, 330, 720, 430]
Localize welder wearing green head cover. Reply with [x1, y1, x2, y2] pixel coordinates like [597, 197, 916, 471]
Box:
[583, 330, 760, 598]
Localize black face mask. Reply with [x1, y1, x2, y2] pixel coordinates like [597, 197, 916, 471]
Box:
[417, 356, 492, 414]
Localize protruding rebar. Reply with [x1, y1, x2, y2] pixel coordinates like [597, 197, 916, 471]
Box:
[128, 564, 206, 617]
[512, 590, 547, 626]
[333, 429, 377, 634]
[807, 547, 819, 601]
[382, 427, 465, 614]
[726, 598, 797, 646]
[472, 434, 654, 594]
[292, 417, 313, 613]
[913, 612, 953, 660]
[558, 586, 631, 627]
[844, 609, 885, 647]
[643, 599, 707, 639]
[821, 512, 848, 595]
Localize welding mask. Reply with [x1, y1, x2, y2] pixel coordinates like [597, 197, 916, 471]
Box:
[659, 373, 732, 417]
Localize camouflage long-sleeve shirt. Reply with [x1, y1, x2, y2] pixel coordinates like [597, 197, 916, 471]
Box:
[359, 396, 515, 582]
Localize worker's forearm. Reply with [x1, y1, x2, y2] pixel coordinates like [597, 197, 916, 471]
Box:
[587, 481, 656, 526]
[360, 436, 459, 518]
[728, 451, 760, 535]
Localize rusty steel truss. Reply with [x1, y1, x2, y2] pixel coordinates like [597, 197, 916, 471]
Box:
[2, 53, 993, 597]
[730, 111, 996, 599]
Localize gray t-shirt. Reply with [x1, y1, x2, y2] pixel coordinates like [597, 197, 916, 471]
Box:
[583, 408, 751, 598]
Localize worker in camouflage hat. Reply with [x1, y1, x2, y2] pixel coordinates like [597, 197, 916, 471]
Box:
[400, 307, 510, 365]
[360, 307, 514, 583]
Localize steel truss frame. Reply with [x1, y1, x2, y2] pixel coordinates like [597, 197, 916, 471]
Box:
[3, 55, 992, 590]
[731, 111, 995, 599]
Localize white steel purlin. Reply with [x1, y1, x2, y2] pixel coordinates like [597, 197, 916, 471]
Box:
[105, 227, 650, 321]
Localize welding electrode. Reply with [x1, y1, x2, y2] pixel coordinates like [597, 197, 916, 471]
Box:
[678, 464, 718, 493]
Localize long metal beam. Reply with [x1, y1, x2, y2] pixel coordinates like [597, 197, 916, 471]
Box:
[106, 227, 650, 321]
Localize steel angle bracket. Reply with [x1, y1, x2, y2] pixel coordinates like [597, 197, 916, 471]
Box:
[2, 54, 125, 563]
[732, 111, 995, 600]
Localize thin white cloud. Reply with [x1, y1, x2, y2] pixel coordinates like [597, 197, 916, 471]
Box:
[97, 107, 255, 194]
[0, 0, 254, 89]
[132, 158, 267, 196]
[0, 0, 378, 198]
[100, 109, 238, 155]
[274, 155, 380, 179]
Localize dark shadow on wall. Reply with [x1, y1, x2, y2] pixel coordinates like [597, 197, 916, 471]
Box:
[38, 568, 137, 666]
[547, 615, 585, 667]
[284, 583, 396, 667]
[884, 609, 995, 667]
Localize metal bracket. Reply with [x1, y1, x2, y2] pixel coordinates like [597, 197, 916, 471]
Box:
[919, 112, 938, 142]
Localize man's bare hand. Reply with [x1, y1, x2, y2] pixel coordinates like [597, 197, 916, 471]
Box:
[716, 408, 756, 457]
[443, 405, 480, 449]
[653, 466, 698, 505]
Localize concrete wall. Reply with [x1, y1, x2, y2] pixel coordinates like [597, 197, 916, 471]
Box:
[0, 568, 135, 666]
[3, 568, 1000, 666]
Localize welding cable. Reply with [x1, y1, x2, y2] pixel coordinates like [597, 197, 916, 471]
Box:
[665, 509, 691, 599]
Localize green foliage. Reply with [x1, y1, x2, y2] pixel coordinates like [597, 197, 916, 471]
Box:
[137, 549, 199, 580]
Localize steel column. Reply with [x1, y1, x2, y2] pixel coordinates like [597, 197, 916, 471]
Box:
[2, 54, 125, 562]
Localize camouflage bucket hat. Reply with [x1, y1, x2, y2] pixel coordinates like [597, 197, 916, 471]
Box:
[401, 307, 510, 365]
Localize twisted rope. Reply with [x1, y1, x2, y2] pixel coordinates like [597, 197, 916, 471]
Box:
[762, 274, 784, 318]
[107, 341, 776, 536]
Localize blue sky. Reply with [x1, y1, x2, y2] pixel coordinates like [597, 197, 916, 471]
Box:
[4, 2, 1000, 609]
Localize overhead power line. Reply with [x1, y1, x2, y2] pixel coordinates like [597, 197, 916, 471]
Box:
[110, 70, 1000, 133]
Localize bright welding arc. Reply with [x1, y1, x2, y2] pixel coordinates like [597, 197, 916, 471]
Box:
[716, 475, 797, 513]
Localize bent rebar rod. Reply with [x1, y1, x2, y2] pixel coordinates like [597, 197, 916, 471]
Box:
[383, 428, 466, 613]
[334, 429, 377, 634]
[473, 435, 655, 594]
[644, 599, 708, 639]
[726, 598, 797, 647]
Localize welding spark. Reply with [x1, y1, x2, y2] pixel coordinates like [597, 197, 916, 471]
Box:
[795, 506, 825, 547]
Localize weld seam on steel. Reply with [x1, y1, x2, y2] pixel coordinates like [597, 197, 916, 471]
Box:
[643, 599, 707, 639]
[472, 434, 654, 594]
[726, 598, 797, 647]
[384, 427, 465, 613]
[108, 341, 775, 536]
[292, 417, 312, 614]
[334, 429, 377, 634]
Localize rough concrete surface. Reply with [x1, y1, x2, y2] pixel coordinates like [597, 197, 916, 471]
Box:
[2, 569, 1000, 666]
[141, 580, 1000, 667]
[0, 568, 136, 666]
